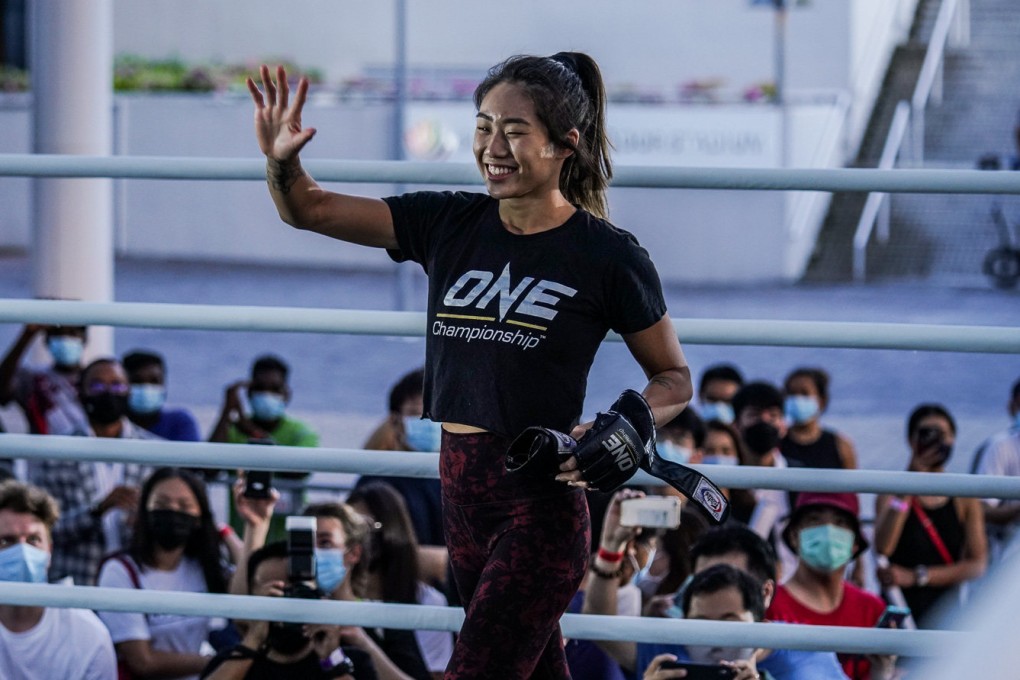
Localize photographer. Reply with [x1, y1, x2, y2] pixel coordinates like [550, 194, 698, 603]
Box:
[201, 540, 373, 680]
[874, 403, 987, 628]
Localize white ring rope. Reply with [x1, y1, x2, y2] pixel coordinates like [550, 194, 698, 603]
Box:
[2, 434, 1019, 499]
[0, 583, 956, 657]
[0, 299, 1017, 354]
[2, 153, 1020, 194]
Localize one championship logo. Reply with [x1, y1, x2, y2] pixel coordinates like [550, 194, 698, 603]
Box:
[602, 430, 636, 471]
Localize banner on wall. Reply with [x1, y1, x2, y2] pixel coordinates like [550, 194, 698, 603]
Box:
[403, 103, 782, 168]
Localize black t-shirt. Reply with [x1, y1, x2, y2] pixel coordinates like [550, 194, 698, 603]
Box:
[385, 191, 667, 436]
[200, 646, 376, 680]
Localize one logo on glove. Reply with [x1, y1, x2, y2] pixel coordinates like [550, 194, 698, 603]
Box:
[693, 478, 726, 523]
[603, 429, 638, 472]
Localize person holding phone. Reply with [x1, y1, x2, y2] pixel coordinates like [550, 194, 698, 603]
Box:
[874, 403, 988, 628]
[248, 51, 692, 679]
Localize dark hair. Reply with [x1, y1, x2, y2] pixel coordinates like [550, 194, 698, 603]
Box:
[1011, 377, 1020, 403]
[122, 350, 165, 376]
[682, 563, 765, 622]
[129, 467, 227, 594]
[388, 367, 425, 414]
[704, 420, 748, 460]
[247, 540, 288, 594]
[252, 354, 289, 381]
[784, 367, 830, 409]
[698, 364, 745, 397]
[907, 403, 956, 439]
[0, 480, 60, 529]
[731, 381, 783, 421]
[690, 524, 778, 585]
[474, 52, 612, 218]
[345, 481, 420, 604]
[44, 325, 88, 340]
[79, 357, 125, 399]
[660, 408, 706, 449]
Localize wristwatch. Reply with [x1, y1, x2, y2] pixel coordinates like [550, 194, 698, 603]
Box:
[914, 565, 930, 587]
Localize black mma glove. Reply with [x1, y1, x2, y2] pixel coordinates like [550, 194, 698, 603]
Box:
[570, 389, 656, 492]
[506, 426, 577, 478]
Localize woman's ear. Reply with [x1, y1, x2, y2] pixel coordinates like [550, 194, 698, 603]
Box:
[557, 128, 580, 158]
[345, 542, 363, 567]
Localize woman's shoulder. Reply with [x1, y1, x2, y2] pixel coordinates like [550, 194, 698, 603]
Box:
[416, 581, 448, 606]
[96, 553, 140, 587]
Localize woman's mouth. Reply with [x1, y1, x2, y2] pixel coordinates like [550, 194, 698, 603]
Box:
[486, 164, 517, 179]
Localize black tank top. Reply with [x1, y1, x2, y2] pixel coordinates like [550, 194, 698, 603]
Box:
[889, 498, 966, 625]
[781, 429, 843, 469]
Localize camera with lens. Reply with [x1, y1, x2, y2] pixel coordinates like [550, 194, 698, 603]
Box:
[284, 515, 318, 596]
[267, 516, 321, 652]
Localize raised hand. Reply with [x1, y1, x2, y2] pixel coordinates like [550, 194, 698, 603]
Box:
[247, 64, 317, 162]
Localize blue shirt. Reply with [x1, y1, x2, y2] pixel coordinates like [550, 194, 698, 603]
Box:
[636, 642, 848, 680]
[141, 407, 201, 442]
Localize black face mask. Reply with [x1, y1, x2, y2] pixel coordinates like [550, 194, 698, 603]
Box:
[743, 421, 780, 456]
[147, 509, 199, 551]
[267, 621, 309, 655]
[83, 393, 129, 425]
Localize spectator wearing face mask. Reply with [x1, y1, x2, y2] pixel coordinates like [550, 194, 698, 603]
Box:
[209, 355, 318, 480]
[780, 368, 857, 472]
[0, 323, 90, 436]
[874, 403, 987, 628]
[355, 368, 444, 550]
[97, 468, 231, 680]
[123, 350, 201, 443]
[696, 363, 744, 426]
[201, 540, 370, 680]
[731, 382, 796, 578]
[768, 492, 894, 680]
[28, 358, 153, 585]
[0, 480, 117, 680]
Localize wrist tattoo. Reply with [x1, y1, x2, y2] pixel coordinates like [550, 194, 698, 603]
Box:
[266, 158, 305, 194]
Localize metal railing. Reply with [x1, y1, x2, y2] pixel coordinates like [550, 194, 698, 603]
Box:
[1, 152, 1018, 661]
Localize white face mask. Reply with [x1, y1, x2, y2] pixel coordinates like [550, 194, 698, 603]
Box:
[657, 440, 692, 465]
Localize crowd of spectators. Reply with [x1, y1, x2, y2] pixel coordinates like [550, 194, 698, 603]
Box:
[0, 323, 1017, 679]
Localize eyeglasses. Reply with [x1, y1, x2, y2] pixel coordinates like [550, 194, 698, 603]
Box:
[85, 381, 130, 396]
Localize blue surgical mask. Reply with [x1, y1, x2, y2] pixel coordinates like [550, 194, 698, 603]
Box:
[403, 417, 442, 452]
[785, 395, 820, 425]
[0, 543, 50, 584]
[629, 547, 657, 588]
[702, 454, 739, 466]
[47, 336, 83, 367]
[129, 383, 166, 415]
[315, 548, 347, 596]
[657, 440, 692, 465]
[700, 401, 734, 425]
[249, 392, 286, 421]
[664, 574, 694, 619]
[798, 523, 855, 573]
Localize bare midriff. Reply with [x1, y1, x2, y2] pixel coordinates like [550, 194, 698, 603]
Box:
[442, 422, 488, 434]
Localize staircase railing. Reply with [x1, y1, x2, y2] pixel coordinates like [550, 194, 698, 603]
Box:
[851, 0, 969, 281]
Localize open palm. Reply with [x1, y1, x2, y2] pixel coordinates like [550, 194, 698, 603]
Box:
[247, 64, 316, 160]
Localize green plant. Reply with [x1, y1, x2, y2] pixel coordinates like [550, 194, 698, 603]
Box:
[0, 65, 29, 93]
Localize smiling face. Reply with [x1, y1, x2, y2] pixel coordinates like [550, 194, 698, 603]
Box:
[473, 81, 574, 204]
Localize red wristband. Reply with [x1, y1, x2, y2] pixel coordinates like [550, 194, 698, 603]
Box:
[597, 547, 624, 563]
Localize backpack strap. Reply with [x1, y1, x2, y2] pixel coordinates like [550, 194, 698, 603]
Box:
[100, 552, 143, 590]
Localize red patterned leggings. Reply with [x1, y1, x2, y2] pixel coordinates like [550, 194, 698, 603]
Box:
[440, 430, 590, 680]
